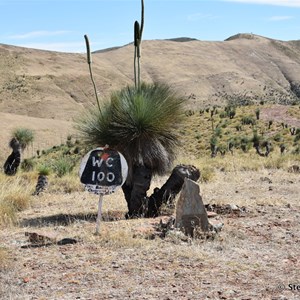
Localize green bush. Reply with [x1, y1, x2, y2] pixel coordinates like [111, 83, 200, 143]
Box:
[241, 115, 256, 126]
[273, 133, 283, 142]
[37, 165, 51, 176]
[21, 158, 35, 172]
[51, 157, 75, 177]
[12, 128, 34, 150]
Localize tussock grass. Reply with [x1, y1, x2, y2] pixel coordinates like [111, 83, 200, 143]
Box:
[0, 174, 34, 226]
[178, 151, 300, 175]
[48, 174, 83, 194]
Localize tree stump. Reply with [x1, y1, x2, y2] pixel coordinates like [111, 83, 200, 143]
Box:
[146, 164, 200, 217]
[32, 175, 48, 196]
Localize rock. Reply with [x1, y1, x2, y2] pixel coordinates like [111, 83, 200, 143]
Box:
[229, 204, 239, 211]
[207, 211, 218, 218]
[175, 178, 209, 236]
[288, 165, 300, 173]
[211, 222, 224, 233]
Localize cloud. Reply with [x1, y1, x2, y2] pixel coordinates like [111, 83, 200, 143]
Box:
[267, 15, 294, 21]
[187, 13, 219, 22]
[9, 30, 70, 40]
[222, 0, 300, 7]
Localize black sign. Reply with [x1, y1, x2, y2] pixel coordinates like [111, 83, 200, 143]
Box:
[80, 148, 123, 187]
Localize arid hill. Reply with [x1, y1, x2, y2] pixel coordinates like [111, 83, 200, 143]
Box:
[1, 33, 300, 160]
[1, 33, 300, 120]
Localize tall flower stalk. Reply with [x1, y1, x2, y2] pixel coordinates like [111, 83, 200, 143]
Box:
[84, 34, 101, 113]
[134, 0, 144, 91]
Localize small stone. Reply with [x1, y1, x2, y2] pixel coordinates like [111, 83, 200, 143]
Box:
[207, 211, 218, 218]
[229, 204, 239, 211]
[23, 277, 30, 283]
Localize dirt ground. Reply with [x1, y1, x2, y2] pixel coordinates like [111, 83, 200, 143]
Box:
[1, 169, 300, 300]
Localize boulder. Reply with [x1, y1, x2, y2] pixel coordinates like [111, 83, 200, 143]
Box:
[175, 178, 209, 236]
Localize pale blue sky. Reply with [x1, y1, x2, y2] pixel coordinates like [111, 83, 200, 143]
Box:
[0, 0, 300, 53]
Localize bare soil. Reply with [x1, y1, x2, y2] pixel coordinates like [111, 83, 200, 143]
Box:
[1, 170, 300, 300]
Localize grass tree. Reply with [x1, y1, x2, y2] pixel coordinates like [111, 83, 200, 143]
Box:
[3, 128, 34, 176]
[78, 0, 200, 217]
[32, 165, 50, 196]
[77, 82, 186, 217]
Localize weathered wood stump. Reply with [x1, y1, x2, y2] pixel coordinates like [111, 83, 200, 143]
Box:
[3, 138, 21, 176]
[146, 164, 200, 217]
[32, 175, 48, 196]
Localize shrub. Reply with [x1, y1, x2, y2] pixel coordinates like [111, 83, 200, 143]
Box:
[223, 105, 236, 119]
[51, 157, 75, 177]
[218, 143, 227, 156]
[219, 111, 227, 118]
[268, 120, 273, 129]
[293, 145, 300, 154]
[214, 127, 222, 137]
[252, 131, 262, 148]
[21, 158, 35, 172]
[235, 125, 242, 131]
[200, 166, 215, 183]
[273, 133, 283, 142]
[37, 164, 51, 176]
[66, 135, 74, 148]
[255, 108, 260, 120]
[241, 115, 256, 126]
[294, 133, 300, 143]
[240, 136, 251, 152]
[12, 128, 34, 150]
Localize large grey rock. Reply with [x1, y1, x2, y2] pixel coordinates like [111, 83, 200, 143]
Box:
[175, 178, 209, 236]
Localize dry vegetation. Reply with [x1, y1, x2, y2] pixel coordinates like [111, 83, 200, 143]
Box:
[1, 36, 300, 299]
[1, 103, 300, 299]
[1, 148, 300, 299]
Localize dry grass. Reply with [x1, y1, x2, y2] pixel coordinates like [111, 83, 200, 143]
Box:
[0, 247, 10, 276]
[178, 151, 300, 181]
[48, 174, 84, 194]
[1, 36, 300, 299]
[0, 166, 299, 299]
[0, 174, 35, 226]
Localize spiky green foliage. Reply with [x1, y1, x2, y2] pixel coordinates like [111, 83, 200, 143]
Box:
[37, 165, 51, 176]
[12, 128, 34, 151]
[21, 158, 35, 172]
[76, 82, 185, 179]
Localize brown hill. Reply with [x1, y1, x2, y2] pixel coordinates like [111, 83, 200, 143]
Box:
[1, 33, 300, 160]
[1, 33, 300, 120]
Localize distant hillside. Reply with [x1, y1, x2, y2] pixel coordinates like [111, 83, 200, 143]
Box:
[0, 33, 300, 122]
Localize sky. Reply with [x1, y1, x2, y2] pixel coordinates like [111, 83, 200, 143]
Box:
[0, 0, 300, 53]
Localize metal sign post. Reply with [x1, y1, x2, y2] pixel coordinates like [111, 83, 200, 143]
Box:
[79, 146, 128, 235]
[96, 195, 103, 235]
